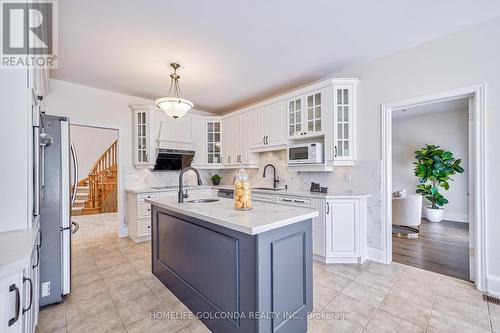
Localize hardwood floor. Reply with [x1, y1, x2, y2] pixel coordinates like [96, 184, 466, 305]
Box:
[392, 219, 470, 281]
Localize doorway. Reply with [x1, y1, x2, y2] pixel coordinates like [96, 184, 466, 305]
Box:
[70, 123, 119, 239]
[381, 84, 487, 291]
[391, 99, 470, 280]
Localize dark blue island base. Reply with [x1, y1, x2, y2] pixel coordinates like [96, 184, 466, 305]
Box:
[151, 206, 313, 333]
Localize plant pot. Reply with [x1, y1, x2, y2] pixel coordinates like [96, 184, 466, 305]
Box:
[211, 179, 220, 186]
[424, 206, 444, 223]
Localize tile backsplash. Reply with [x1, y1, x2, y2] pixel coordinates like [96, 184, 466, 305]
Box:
[125, 150, 382, 250]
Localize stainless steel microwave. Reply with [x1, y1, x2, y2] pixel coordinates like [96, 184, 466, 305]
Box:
[287, 142, 324, 164]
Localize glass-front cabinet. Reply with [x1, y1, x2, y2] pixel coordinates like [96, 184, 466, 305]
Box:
[131, 105, 155, 168]
[206, 121, 221, 164]
[332, 80, 358, 165]
[287, 88, 328, 139]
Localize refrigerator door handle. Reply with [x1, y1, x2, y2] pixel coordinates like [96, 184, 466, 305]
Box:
[33, 125, 41, 216]
[70, 143, 78, 206]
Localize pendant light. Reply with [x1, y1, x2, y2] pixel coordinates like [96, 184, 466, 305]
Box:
[155, 63, 194, 119]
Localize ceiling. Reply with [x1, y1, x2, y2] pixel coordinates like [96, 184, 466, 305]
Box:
[392, 98, 468, 119]
[52, 0, 500, 114]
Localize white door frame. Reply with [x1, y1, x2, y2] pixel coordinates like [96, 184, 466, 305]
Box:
[70, 120, 127, 238]
[381, 83, 487, 291]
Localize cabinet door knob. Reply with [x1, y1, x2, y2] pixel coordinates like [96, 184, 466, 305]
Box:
[327, 202, 330, 214]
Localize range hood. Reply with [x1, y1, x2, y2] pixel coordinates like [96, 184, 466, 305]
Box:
[153, 148, 195, 171]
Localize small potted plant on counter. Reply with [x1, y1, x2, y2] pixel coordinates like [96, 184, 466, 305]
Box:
[211, 174, 222, 186]
[414, 144, 464, 222]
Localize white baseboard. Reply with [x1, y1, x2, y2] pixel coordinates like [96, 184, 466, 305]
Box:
[367, 247, 383, 263]
[443, 212, 469, 223]
[486, 274, 500, 299]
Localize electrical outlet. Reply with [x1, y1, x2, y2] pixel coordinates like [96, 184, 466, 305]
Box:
[345, 171, 352, 182]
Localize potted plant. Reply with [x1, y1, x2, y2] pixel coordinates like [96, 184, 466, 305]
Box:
[211, 174, 222, 186]
[414, 144, 464, 222]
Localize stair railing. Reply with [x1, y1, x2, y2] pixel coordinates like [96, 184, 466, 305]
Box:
[86, 140, 118, 211]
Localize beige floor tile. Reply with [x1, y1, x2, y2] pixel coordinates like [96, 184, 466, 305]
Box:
[98, 261, 137, 280]
[37, 303, 66, 333]
[101, 268, 141, 289]
[313, 280, 339, 312]
[94, 253, 129, 270]
[108, 278, 155, 303]
[378, 293, 431, 328]
[64, 279, 109, 305]
[437, 278, 484, 308]
[364, 310, 424, 333]
[115, 293, 165, 325]
[72, 261, 99, 277]
[66, 305, 123, 333]
[72, 270, 103, 290]
[324, 264, 363, 280]
[341, 280, 386, 308]
[315, 270, 352, 292]
[364, 262, 401, 281]
[353, 270, 394, 292]
[323, 294, 375, 327]
[156, 286, 180, 304]
[174, 320, 211, 333]
[389, 280, 436, 305]
[427, 309, 491, 333]
[65, 294, 114, 323]
[433, 293, 490, 330]
[307, 316, 363, 333]
[125, 314, 183, 333]
[313, 261, 327, 276]
[142, 273, 168, 292]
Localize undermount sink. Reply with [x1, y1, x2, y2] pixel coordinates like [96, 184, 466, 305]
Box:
[186, 199, 220, 203]
[253, 187, 283, 191]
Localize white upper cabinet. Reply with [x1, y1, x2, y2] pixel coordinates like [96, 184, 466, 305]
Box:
[266, 102, 286, 146]
[287, 87, 331, 140]
[130, 105, 155, 168]
[222, 114, 259, 168]
[192, 118, 222, 168]
[206, 120, 222, 165]
[331, 79, 358, 165]
[250, 107, 265, 148]
[250, 101, 286, 151]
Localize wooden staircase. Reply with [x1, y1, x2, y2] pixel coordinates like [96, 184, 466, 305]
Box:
[71, 140, 118, 216]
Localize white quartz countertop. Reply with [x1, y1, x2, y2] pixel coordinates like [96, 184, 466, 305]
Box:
[126, 184, 370, 199]
[0, 228, 38, 278]
[146, 195, 319, 235]
[213, 185, 371, 199]
[125, 185, 213, 194]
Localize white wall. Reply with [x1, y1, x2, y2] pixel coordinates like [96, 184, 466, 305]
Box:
[392, 109, 469, 222]
[71, 125, 118, 180]
[335, 17, 500, 295]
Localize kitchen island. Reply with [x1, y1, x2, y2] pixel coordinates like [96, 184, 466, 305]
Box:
[146, 195, 318, 333]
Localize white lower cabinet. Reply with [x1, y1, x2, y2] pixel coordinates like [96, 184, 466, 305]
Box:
[252, 193, 367, 263]
[323, 198, 367, 263]
[0, 271, 23, 333]
[0, 235, 39, 333]
[127, 188, 213, 242]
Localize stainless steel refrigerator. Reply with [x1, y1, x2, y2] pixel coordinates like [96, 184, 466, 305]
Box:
[35, 114, 79, 307]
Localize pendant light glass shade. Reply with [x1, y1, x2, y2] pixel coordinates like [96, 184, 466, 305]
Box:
[155, 97, 193, 119]
[155, 63, 194, 119]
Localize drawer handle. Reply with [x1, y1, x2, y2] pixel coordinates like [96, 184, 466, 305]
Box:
[294, 200, 305, 204]
[22, 277, 33, 314]
[282, 198, 292, 202]
[8, 284, 20, 326]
